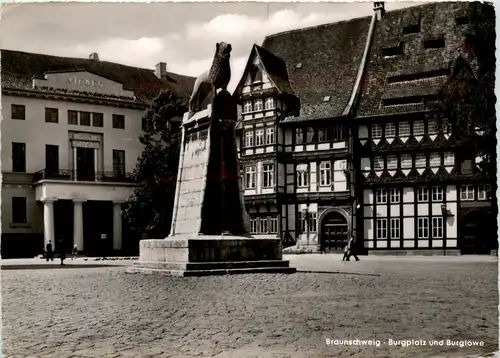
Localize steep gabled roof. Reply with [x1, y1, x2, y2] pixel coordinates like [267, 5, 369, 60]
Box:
[1, 49, 195, 104]
[261, 15, 372, 122]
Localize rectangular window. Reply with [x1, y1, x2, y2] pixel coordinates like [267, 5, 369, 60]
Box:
[418, 217, 429, 238]
[298, 212, 307, 233]
[68, 110, 78, 125]
[11, 104, 25, 120]
[296, 164, 308, 188]
[243, 101, 252, 113]
[478, 185, 488, 200]
[333, 124, 345, 140]
[112, 150, 125, 178]
[245, 166, 256, 189]
[250, 218, 258, 234]
[260, 217, 268, 233]
[417, 187, 429, 202]
[374, 156, 384, 170]
[390, 218, 400, 239]
[428, 119, 437, 134]
[12, 142, 26, 173]
[319, 161, 331, 186]
[376, 189, 387, 204]
[266, 127, 275, 145]
[430, 153, 441, 167]
[12, 197, 27, 224]
[390, 188, 400, 203]
[432, 217, 443, 238]
[372, 124, 382, 138]
[413, 120, 425, 135]
[262, 163, 275, 188]
[432, 186, 443, 202]
[245, 131, 254, 147]
[45, 108, 58, 123]
[254, 99, 263, 111]
[80, 111, 91, 126]
[318, 128, 329, 142]
[308, 212, 317, 233]
[270, 216, 278, 233]
[460, 185, 474, 201]
[255, 129, 264, 146]
[92, 113, 104, 127]
[306, 128, 316, 143]
[444, 152, 454, 166]
[295, 128, 304, 144]
[385, 123, 396, 137]
[399, 122, 410, 137]
[112, 114, 125, 129]
[416, 154, 426, 168]
[401, 154, 412, 168]
[387, 155, 397, 170]
[45, 145, 59, 174]
[424, 38, 445, 49]
[376, 218, 388, 239]
[265, 97, 275, 110]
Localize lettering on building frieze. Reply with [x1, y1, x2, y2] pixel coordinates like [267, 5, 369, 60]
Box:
[68, 77, 104, 88]
[72, 140, 99, 149]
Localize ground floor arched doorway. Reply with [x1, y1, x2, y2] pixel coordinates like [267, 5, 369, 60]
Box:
[460, 209, 497, 255]
[319, 210, 349, 251]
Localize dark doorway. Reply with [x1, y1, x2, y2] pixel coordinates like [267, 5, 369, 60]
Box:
[54, 200, 74, 254]
[460, 210, 496, 254]
[320, 211, 349, 252]
[45, 145, 59, 175]
[76, 147, 95, 181]
[83, 201, 113, 256]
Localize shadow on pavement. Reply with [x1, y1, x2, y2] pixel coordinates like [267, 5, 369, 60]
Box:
[1, 264, 122, 270]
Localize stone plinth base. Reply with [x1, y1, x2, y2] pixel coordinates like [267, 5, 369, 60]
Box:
[127, 236, 296, 276]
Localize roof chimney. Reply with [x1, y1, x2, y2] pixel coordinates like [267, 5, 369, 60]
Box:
[89, 52, 99, 61]
[374, 2, 385, 20]
[155, 62, 167, 79]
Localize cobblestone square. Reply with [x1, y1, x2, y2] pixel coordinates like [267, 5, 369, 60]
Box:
[2, 255, 498, 357]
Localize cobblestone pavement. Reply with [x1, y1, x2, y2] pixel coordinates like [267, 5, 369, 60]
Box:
[2, 255, 497, 358]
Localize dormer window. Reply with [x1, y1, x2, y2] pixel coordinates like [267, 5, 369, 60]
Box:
[265, 97, 275, 110]
[254, 99, 263, 111]
[243, 101, 252, 113]
[402, 23, 421, 35]
[382, 42, 404, 57]
[424, 37, 445, 49]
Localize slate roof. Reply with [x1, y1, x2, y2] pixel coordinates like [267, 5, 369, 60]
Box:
[261, 16, 372, 123]
[356, 2, 481, 117]
[1, 49, 196, 105]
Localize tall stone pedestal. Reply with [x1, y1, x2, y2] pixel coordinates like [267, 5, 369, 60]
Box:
[128, 90, 295, 276]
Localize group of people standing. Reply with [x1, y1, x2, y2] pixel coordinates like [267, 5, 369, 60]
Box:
[43, 241, 79, 266]
[319, 236, 360, 261]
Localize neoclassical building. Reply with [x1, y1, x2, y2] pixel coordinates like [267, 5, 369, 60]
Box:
[1, 50, 194, 258]
[234, 1, 496, 255]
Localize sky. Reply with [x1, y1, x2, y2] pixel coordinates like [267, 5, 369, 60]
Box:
[0, 1, 422, 91]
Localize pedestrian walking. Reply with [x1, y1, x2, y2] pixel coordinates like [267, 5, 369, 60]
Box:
[342, 243, 350, 261]
[347, 236, 360, 261]
[58, 241, 66, 266]
[319, 242, 326, 254]
[72, 244, 78, 260]
[45, 241, 54, 262]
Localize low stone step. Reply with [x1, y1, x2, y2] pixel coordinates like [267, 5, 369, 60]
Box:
[132, 260, 292, 270]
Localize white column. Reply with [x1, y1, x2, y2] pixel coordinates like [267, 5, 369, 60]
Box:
[73, 147, 77, 181]
[43, 199, 55, 250]
[73, 200, 85, 251]
[113, 201, 123, 251]
[94, 149, 98, 181]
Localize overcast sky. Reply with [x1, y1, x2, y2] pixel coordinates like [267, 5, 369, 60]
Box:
[0, 1, 422, 91]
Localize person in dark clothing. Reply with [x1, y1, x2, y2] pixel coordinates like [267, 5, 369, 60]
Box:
[58, 241, 66, 266]
[342, 243, 350, 261]
[347, 236, 360, 261]
[319, 242, 326, 254]
[46, 241, 54, 262]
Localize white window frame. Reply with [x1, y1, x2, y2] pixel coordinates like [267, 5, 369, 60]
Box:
[245, 166, 256, 189]
[399, 122, 410, 137]
[245, 131, 254, 147]
[401, 154, 412, 169]
[432, 186, 443, 202]
[334, 124, 345, 140]
[319, 161, 331, 186]
[413, 120, 425, 136]
[428, 119, 437, 134]
[265, 97, 275, 110]
[460, 185, 474, 201]
[262, 163, 275, 188]
[266, 127, 275, 145]
[478, 185, 488, 200]
[417, 187, 429, 202]
[390, 188, 400, 203]
[270, 216, 278, 233]
[430, 153, 441, 167]
[376, 218, 388, 240]
[318, 128, 329, 142]
[432, 217, 443, 238]
[390, 218, 400, 239]
[308, 212, 317, 233]
[387, 155, 397, 170]
[374, 156, 384, 170]
[254, 99, 263, 111]
[415, 154, 426, 168]
[372, 124, 382, 138]
[243, 101, 252, 114]
[260, 217, 268, 233]
[418, 217, 429, 238]
[376, 189, 387, 204]
[444, 152, 454, 166]
[255, 129, 264, 146]
[385, 123, 396, 137]
[296, 165, 309, 188]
